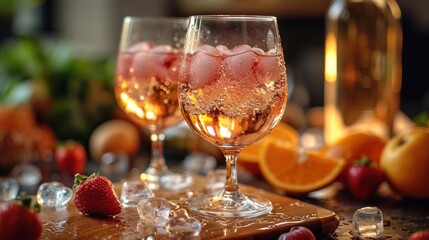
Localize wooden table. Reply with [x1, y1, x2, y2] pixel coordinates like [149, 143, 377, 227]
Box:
[40, 176, 339, 239]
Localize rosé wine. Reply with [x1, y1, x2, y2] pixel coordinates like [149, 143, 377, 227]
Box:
[179, 44, 287, 147]
[115, 43, 183, 132]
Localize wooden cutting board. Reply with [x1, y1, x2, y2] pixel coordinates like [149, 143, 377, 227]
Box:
[40, 176, 339, 239]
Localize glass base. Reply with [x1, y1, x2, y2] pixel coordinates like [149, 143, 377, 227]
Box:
[188, 193, 272, 218]
[141, 169, 193, 190]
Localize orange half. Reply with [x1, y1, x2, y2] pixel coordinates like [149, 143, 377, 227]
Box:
[239, 122, 299, 163]
[259, 140, 345, 194]
[238, 122, 299, 176]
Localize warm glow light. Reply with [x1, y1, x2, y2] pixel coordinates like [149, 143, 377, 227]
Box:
[146, 111, 156, 120]
[143, 102, 160, 121]
[219, 116, 233, 139]
[325, 32, 337, 83]
[207, 126, 216, 137]
[219, 126, 232, 139]
[120, 93, 144, 118]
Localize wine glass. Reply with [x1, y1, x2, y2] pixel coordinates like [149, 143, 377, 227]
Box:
[114, 17, 192, 190]
[179, 15, 288, 217]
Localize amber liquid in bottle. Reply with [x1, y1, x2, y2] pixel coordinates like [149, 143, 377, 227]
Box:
[324, 0, 402, 143]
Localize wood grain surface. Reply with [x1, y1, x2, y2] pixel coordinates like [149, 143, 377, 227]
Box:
[40, 176, 339, 239]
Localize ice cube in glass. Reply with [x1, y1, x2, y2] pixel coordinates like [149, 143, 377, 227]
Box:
[353, 206, 384, 238]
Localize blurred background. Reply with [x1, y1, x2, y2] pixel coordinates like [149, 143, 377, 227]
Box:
[0, 0, 428, 186]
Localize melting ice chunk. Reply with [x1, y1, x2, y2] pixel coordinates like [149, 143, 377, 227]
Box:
[36, 181, 72, 210]
[121, 180, 154, 207]
[206, 169, 226, 193]
[166, 208, 201, 237]
[0, 177, 19, 201]
[353, 206, 384, 238]
[137, 197, 171, 227]
[182, 152, 217, 175]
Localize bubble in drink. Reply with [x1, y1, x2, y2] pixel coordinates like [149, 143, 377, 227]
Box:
[36, 181, 73, 210]
[137, 197, 171, 227]
[352, 207, 384, 238]
[0, 177, 19, 201]
[180, 44, 287, 146]
[166, 208, 201, 237]
[121, 180, 154, 207]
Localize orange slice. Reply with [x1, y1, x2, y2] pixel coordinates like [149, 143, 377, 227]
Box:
[259, 140, 345, 194]
[238, 122, 299, 176]
[239, 122, 299, 163]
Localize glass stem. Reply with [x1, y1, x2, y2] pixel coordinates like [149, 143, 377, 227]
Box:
[220, 149, 246, 201]
[147, 132, 168, 174]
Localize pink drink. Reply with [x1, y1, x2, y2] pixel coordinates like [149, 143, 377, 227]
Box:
[115, 43, 183, 131]
[179, 44, 288, 147]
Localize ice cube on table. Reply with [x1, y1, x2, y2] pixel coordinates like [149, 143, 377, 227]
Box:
[36, 181, 72, 210]
[0, 177, 19, 201]
[137, 197, 171, 227]
[121, 180, 154, 207]
[100, 153, 130, 183]
[182, 152, 217, 175]
[206, 169, 226, 193]
[166, 208, 201, 237]
[11, 163, 41, 194]
[353, 207, 384, 238]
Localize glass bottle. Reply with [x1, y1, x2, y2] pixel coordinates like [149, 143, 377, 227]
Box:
[324, 0, 402, 143]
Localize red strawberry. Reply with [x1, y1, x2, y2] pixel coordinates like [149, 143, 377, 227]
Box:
[278, 226, 316, 240]
[0, 196, 42, 240]
[347, 158, 385, 201]
[55, 141, 86, 176]
[73, 173, 121, 217]
[409, 231, 429, 240]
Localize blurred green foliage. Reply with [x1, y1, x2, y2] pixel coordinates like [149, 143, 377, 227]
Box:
[0, 36, 117, 145]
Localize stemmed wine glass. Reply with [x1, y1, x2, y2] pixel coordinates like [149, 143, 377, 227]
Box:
[179, 15, 288, 217]
[114, 17, 192, 190]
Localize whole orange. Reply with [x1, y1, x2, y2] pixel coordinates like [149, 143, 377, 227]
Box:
[380, 128, 429, 199]
[321, 132, 386, 183]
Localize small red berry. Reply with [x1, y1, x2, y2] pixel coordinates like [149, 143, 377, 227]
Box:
[278, 226, 316, 240]
[347, 158, 385, 201]
[409, 231, 429, 240]
[55, 141, 86, 176]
